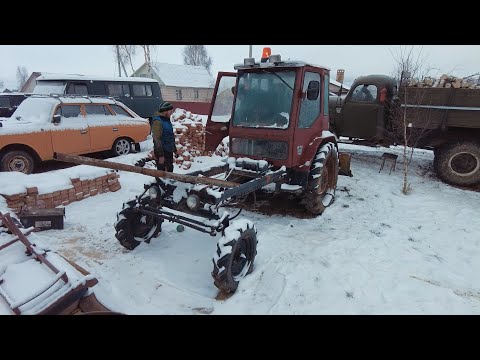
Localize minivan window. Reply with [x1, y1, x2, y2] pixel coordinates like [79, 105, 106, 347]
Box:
[0, 98, 10, 108]
[57, 105, 82, 118]
[67, 83, 88, 95]
[84, 104, 112, 115]
[107, 83, 130, 97]
[33, 81, 66, 94]
[110, 104, 133, 117]
[132, 84, 153, 96]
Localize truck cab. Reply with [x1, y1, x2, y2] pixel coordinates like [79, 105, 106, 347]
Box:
[329, 75, 397, 144]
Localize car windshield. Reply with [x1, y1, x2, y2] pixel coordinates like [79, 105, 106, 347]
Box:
[232, 70, 295, 129]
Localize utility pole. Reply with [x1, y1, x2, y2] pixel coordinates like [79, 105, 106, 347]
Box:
[116, 45, 121, 77]
[249, 45, 252, 58]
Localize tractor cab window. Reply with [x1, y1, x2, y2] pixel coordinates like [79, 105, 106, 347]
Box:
[232, 71, 295, 129]
[211, 75, 237, 123]
[298, 72, 321, 128]
[351, 84, 377, 103]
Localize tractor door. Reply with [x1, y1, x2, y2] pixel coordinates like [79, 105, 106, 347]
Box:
[205, 72, 237, 151]
[336, 83, 384, 140]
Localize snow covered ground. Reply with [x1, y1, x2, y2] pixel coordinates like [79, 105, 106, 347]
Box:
[1, 141, 479, 314]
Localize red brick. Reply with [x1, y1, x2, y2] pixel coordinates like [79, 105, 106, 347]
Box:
[27, 187, 38, 195]
[76, 194, 83, 200]
[71, 178, 80, 183]
[61, 190, 69, 196]
[53, 200, 62, 207]
[62, 201, 70, 206]
[52, 191, 61, 197]
[4, 193, 26, 201]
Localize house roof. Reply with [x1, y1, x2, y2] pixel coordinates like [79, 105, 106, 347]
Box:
[330, 78, 350, 90]
[151, 63, 214, 88]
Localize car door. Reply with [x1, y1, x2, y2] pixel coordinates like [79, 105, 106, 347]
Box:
[292, 70, 327, 167]
[85, 104, 116, 151]
[204, 72, 236, 151]
[50, 104, 91, 154]
[337, 84, 382, 140]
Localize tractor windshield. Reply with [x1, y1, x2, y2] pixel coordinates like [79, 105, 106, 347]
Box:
[232, 71, 295, 129]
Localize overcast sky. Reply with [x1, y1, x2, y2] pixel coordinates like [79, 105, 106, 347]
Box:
[1, 45, 479, 90]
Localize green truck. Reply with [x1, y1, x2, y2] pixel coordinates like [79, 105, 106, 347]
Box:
[329, 74, 480, 186]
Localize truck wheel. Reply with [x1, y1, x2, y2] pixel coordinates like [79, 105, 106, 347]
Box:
[212, 220, 257, 294]
[112, 138, 132, 157]
[0, 150, 35, 174]
[114, 198, 162, 250]
[303, 142, 339, 215]
[434, 141, 480, 186]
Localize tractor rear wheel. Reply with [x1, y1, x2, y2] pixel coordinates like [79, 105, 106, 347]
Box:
[212, 220, 258, 294]
[303, 142, 339, 216]
[114, 197, 162, 250]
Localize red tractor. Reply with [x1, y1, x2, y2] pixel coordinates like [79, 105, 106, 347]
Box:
[205, 48, 340, 215]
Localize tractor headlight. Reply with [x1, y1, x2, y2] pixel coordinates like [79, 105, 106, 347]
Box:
[186, 195, 200, 210]
[148, 186, 159, 199]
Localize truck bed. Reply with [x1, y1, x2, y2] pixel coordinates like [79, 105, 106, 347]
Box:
[400, 87, 480, 129]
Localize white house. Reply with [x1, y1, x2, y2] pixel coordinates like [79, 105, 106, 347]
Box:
[132, 63, 215, 104]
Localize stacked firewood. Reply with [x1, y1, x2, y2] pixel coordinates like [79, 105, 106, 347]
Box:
[406, 74, 480, 89]
[171, 109, 214, 170]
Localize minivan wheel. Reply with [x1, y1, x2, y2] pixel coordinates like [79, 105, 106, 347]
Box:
[1, 150, 35, 174]
[112, 138, 132, 156]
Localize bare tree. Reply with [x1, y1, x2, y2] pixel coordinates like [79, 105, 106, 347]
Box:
[182, 45, 213, 74]
[139, 45, 157, 72]
[0, 80, 4, 90]
[119, 45, 137, 73]
[389, 46, 432, 194]
[111, 46, 130, 76]
[16, 66, 29, 90]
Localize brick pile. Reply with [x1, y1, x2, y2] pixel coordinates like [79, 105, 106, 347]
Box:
[1, 171, 121, 214]
[214, 136, 229, 157]
[171, 109, 214, 170]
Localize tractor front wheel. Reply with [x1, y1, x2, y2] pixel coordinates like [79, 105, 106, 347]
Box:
[212, 220, 258, 294]
[303, 142, 339, 216]
[114, 197, 162, 250]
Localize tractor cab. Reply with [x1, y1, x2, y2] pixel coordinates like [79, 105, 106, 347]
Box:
[206, 48, 335, 172]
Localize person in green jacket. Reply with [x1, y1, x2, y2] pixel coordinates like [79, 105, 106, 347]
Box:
[151, 101, 176, 172]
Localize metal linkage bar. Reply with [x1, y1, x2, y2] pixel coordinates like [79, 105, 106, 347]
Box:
[140, 207, 221, 236]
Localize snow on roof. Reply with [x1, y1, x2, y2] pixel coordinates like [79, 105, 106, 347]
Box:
[330, 78, 350, 90]
[152, 63, 214, 88]
[37, 74, 158, 83]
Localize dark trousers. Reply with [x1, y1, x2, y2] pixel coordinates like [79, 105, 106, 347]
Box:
[157, 151, 174, 172]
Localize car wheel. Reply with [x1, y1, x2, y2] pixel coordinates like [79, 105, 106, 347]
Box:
[112, 138, 132, 156]
[0, 150, 35, 174]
